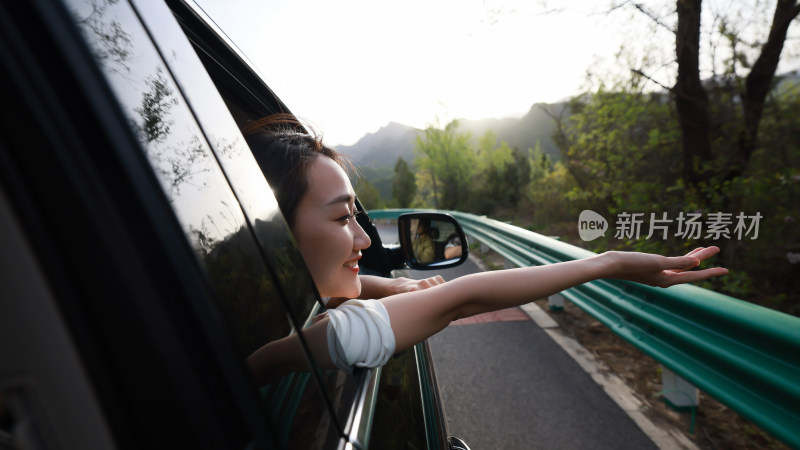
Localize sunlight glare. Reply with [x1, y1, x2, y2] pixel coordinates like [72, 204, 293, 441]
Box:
[196, 0, 622, 146]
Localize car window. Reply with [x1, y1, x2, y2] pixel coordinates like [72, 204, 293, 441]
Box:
[64, 0, 342, 446]
[371, 351, 428, 449]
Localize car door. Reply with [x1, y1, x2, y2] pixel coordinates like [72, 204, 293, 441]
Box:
[1, 0, 352, 448]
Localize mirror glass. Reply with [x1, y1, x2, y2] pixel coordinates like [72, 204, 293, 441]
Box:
[398, 213, 468, 269]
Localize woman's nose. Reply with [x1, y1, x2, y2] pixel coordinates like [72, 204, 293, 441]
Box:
[352, 220, 371, 250]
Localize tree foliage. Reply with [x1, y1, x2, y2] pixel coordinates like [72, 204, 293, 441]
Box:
[399, 1, 800, 316]
[556, 91, 682, 217]
[474, 130, 532, 208]
[392, 157, 417, 208]
[671, 0, 800, 187]
[414, 121, 477, 210]
[543, 82, 800, 313]
[354, 177, 381, 210]
[512, 0, 800, 314]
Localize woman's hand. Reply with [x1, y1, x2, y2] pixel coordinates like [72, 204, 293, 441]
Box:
[326, 274, 447, 308]
[386, 276, 446, 295]
[599, 246, 729, 288]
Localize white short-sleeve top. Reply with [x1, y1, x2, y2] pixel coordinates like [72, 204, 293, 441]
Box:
[325, 299, 396, 372]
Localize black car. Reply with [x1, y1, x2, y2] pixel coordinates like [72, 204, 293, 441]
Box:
[0, 0, 470, 448]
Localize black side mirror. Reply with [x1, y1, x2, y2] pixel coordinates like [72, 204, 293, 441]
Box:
[398, 213, 468, 270]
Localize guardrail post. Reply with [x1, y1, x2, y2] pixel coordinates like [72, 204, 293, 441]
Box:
[661, 366, 699, 411]
[548, 293, 564, 312]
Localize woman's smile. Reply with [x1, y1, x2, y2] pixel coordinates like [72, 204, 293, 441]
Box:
[344, 255, 361, 274]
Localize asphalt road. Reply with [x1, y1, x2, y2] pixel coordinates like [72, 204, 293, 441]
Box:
[376, 224, 657, 450]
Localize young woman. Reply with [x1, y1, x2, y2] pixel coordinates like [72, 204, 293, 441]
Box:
[243, 115, 729, 384]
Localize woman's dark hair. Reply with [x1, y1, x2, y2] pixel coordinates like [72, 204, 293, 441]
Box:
[243, 114, 350, 227]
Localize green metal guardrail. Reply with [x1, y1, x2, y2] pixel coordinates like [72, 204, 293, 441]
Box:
[368, 208, 800, 448]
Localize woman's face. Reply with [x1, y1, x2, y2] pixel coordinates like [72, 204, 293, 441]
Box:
[292, 156, 371, 299]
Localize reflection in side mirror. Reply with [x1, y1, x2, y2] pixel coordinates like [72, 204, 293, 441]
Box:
[398, 213, 469, 270]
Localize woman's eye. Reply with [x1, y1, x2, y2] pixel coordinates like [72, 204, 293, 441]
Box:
[337, 210, 363, 223]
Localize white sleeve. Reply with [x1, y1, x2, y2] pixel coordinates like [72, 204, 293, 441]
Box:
[326, 299, 396, 373]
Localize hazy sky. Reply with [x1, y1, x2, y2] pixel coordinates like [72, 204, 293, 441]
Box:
[191, 1, 648, 146]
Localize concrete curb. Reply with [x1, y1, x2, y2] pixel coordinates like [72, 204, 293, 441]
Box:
[521, 301, 699, 450]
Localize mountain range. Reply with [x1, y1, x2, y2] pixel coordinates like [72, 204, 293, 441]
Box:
[337, 68, 800, 171]
[336, 102, 567, 170]
[338, 69, 799, 202]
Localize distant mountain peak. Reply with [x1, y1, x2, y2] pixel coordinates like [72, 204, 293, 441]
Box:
[384, 121, 407, 129]
[336, 102, 565, 168]
[336, 122, 419, 168]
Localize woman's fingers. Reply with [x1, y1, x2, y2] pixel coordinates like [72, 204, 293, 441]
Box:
[685, 247, 706, 257]
[669, 246, 721, 273]
[674, 247, 705, 270]
[661, 246, 726, 285]
[421, 276, 445, 288]
[407, 276, 446, 292]
[664, 255, 701, 271]
[691, 246, 721, 261]
[663, 267, 730, 286]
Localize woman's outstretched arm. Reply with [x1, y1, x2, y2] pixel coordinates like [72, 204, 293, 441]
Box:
[381, 246, 728, 353]
[247, 247, 727, 383]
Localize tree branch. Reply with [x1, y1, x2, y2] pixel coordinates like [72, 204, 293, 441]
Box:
[600, 1, 632, 15]
[632, 2, 676, 34]
[740, 0, 800, 162]
[630, 68, 673, 91]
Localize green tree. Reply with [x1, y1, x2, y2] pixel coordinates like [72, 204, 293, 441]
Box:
[603, 1, 800, 311]
[474, 130, 532, 209]
[558, 91, 681, 216]
[528, 142, 552, 186]
[670, 0, 800, 185]
[526, 160, 578, 231]
[392, 157, 417, 208]
[476, 130, 512, 208]
[414, 120, 477, 210]
[354, 177, 381, 209]
[506, 145, 532, 206]
[548, 75, 800, 314]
